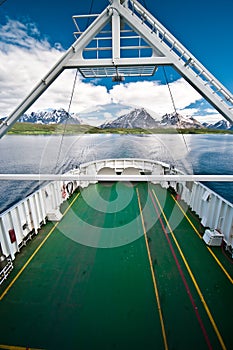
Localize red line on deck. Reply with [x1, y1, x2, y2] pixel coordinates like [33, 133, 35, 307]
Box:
[149, 189, 213, 350]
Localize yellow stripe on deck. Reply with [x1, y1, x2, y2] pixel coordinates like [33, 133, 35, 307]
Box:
[152, 189, 227, 350]
[172, 194, 233, 284]
[136, 188, 169, 350]
[0, 193, 80, 301]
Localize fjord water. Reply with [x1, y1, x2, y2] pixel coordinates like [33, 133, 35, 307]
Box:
[0, 133, 233, 213]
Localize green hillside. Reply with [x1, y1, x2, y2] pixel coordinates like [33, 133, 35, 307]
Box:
[6, 122, 233, 135]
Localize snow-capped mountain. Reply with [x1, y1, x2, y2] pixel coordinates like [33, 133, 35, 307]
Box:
[99, 108, 159, 129]
[203, 120, 233, 130]
[19, 108, 81, 124]
[3, 105, 232, 130]
[161, 113, 203, 129]
[99, 108, 203, 129]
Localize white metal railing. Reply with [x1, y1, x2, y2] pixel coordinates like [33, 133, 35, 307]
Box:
[0, 174, 233, 182]
[0, 258, 13, 285]
[72, 14, 100, 38]
[128, 0, 233, 111]
[0, 179, 70, 260]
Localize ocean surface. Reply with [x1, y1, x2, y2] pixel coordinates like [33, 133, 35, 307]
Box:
[0, 133, 233, 213]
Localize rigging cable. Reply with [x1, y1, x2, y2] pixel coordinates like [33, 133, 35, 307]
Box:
[55, 69, 79, 173]
[162, 66, 191, 157]
[86, 0, 94, 30]
[163, 66, 177, 114]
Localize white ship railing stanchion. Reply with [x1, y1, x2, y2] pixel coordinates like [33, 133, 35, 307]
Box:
[0, 258, 13, 285]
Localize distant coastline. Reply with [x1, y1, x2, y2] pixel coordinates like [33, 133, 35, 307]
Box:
[6, 122, 233, 135]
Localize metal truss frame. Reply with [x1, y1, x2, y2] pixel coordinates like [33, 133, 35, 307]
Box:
[0, 0, 232, 138]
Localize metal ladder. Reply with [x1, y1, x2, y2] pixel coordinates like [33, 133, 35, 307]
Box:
[128, 0, 233, 122]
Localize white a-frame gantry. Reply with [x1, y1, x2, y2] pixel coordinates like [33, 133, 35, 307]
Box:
[0, 0, 233, 137]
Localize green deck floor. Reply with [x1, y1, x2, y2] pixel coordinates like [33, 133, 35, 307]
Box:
[0, 182, 232, 350]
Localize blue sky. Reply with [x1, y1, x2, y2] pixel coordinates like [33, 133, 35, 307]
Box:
[0, 0, 232, 125]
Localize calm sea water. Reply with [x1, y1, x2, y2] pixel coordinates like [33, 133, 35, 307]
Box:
[0, 133, 233, 213]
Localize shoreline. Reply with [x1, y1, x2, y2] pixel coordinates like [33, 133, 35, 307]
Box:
[6, 122, 233, 135]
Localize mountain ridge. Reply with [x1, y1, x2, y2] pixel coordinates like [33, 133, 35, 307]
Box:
[99, 108, 203, 129]
[99, 108, 160, 129]
[2, 107, 232, 130]
[18, 108, 81, 125]
[203, 120, 233, 130]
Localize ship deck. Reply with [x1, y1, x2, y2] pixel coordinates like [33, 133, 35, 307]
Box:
[0, 182, 232, 350]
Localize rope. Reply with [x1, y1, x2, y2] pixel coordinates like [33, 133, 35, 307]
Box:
[67, 69, 79, 113]
[86, 0, 94, 29]
[163, 66, 177, 114]
[55, 69, 79, 172]
[162, 66, 191, 157]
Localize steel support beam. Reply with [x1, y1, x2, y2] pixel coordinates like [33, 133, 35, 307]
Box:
[65, 57, 172, 68]
[112, 1, 121, 61]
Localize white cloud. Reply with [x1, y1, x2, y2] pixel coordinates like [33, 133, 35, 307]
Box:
[103, 112, 113, 120]
[109, 79, 202, 116]
[0, 19, 66, 116]
[170, 79, 202, 110]
[194, 114, 223, 124]
[30, 78, 112, 115]
[0, 19, 50, 50]
[178, 108, 200, 116]
[204, 108, 217, 114]
[85, 117, 99, 124]
[115, 108, 133, 118]
[70, 83, 111, 113]
[78, 105, 105, 115]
